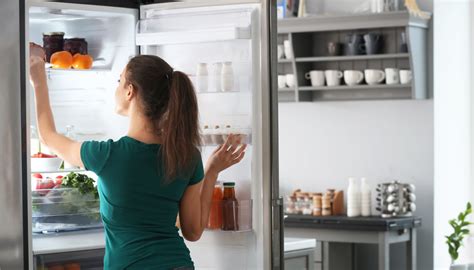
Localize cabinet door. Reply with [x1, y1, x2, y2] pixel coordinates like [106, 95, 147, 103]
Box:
[284, 249, 315, 270]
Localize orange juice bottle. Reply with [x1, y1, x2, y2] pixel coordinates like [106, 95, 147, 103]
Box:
[208, 182, 223, 229]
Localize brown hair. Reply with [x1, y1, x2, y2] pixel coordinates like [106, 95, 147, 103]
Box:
[125, 55, 200, 180]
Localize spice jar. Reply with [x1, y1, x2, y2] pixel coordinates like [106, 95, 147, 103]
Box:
[312, 193, 322, 216]
[43, 32, 64, 63]
[295, 196, 305, 215]
[322, 194, 332, 216]
[64, 38, 88, 56]
[302, 195, 312, 215]
[285, 195, 296, 214]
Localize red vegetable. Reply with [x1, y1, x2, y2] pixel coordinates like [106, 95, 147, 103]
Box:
[32, 152, 57, 158]
[55, 175, 63, 186]
[32, 173, 43, 179]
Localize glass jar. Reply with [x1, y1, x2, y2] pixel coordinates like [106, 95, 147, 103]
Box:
[222, 182, 238, 231]
[285, 195, 296, 214]
[64, 38, 88, 56]
[208, 182, 223, 229]
[43, 32, 65, 63]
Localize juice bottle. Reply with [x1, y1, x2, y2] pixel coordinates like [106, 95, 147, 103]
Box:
[208, 182, 223, 229]
[222, 182, 239, 231]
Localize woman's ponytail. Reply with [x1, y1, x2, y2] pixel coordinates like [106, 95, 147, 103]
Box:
[161, 71, 200, 180]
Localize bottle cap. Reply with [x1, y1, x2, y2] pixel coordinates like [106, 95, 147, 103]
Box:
[223, 182, 235, 187]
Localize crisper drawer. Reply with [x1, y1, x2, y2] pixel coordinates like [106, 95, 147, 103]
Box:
[32, 185, 102, 234]
[35, 248, 104, 270]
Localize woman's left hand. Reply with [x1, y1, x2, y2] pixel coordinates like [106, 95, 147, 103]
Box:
[205, 134, 246, 176]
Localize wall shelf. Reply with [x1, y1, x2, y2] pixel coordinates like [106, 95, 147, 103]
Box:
[276, 11, 431, 102]
[295, 53, 409, 63]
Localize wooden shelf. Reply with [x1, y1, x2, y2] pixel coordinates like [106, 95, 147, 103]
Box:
[295, 53, 409, 63]
[299, 84, 410, 91]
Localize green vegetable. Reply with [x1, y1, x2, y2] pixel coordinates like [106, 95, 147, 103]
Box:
[446, 202, 473, 264]
[62, 172, 99, 199]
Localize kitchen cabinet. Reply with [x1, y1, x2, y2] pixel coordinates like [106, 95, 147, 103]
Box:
[284, 238, 317, 270]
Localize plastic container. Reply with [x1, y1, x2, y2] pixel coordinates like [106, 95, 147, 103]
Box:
[32, 187, 101, 233]
[196, 63, 209, 93]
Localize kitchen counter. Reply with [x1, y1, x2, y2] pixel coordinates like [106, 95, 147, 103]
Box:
[284, 237, 316, 252]
[33, 229, 105, 255]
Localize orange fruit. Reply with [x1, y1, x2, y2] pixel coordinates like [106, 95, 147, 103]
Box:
[64, 262, 81, 270]
[72, 54, 93, 70]
[50, 51, 73, 69]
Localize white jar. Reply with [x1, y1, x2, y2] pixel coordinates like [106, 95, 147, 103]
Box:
[347, 177, 361, 217]
[196, 63, 209, 92]
[360, 178, 371, 217]
[212, 62, 222, 92]
[221, 62, 234, 92]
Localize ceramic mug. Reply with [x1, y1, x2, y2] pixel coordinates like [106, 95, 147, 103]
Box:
[277, 45, 284, 59]
[344, 70, 364, 86]
[278, 75, 287, 88]
[364, 69, 385, 85]
[305, 70, 325, 86]
[324, 70, 343, 86]
[286, 74, 296, 88]
[385, 68, 400, 84]
[283, 40, 293, 59]
[400, 69, 412, 84]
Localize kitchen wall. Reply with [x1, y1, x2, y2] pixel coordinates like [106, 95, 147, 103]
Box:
[279, 0, 434, 269]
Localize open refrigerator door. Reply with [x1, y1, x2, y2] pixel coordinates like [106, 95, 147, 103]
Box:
[137, 2, 270, 269]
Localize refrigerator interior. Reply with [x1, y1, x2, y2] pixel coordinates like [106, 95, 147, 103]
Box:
[28, 1, 266, 269]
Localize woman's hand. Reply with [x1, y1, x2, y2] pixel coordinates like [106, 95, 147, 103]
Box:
[29, 42, 47, 88]
[205, 134, 247, 176]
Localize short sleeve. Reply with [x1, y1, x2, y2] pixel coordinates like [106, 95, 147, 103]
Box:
[189, 157, 204, 186]
[80, 140, 113, 175]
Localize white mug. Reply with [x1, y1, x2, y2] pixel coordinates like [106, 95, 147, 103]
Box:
[400, 69, 412, 84]
[277, 45, 284, 59]
[305, 70, 325, 86]
[364, 69, 385, 85]
[283, 40, 293, 59]
[278, 75, 287, 88]
[344, 70, 364, 86]
[385, 68, 400, 85]
[325, 70, 343, 86]
[286, 74, 296, 88]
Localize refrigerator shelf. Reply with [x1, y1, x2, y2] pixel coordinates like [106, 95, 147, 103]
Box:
[31, 168, 87, 174]
[136, 26, 251, 46]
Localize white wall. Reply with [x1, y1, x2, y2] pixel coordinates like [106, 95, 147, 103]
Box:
[279, 0, 434, 269]
[279, 101, 434, 269]
[433, 0, 473, 268]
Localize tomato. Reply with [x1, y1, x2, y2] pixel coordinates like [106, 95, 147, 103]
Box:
[44, 178, 55, 190]
[50, 51, 73, 69]
[32, 173, 43, 179]
[32, 152, 57, 158]
[36, 177, 55, 195]
[72, 54, 93, 70]
[54, 175, 63, 186]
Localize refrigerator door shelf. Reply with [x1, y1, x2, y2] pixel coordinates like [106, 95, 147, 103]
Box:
[136, 25, 251, 46]
[31, 168, 87, 174]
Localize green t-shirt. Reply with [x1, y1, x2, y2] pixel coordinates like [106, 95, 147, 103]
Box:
[81, 136, 204, 270]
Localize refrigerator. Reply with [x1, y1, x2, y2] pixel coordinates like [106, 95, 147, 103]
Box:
[0, 0, 282, 269]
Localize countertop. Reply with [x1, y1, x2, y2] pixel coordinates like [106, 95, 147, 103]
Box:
[284, 237, 316, 252]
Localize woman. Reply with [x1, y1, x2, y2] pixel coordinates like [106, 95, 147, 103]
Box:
[29, 43, 246, 270]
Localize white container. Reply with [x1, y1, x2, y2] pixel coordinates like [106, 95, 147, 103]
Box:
[212, 62, 222, 92]
[211, 125, 223, 145]
[283, 40, 293, 59]
[347, 177, 361, 217]
[31, 157, 63, 172]
[221, 62, 234, 92]
[360, 178, 371, 217]
[196, 63, 209, 92]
